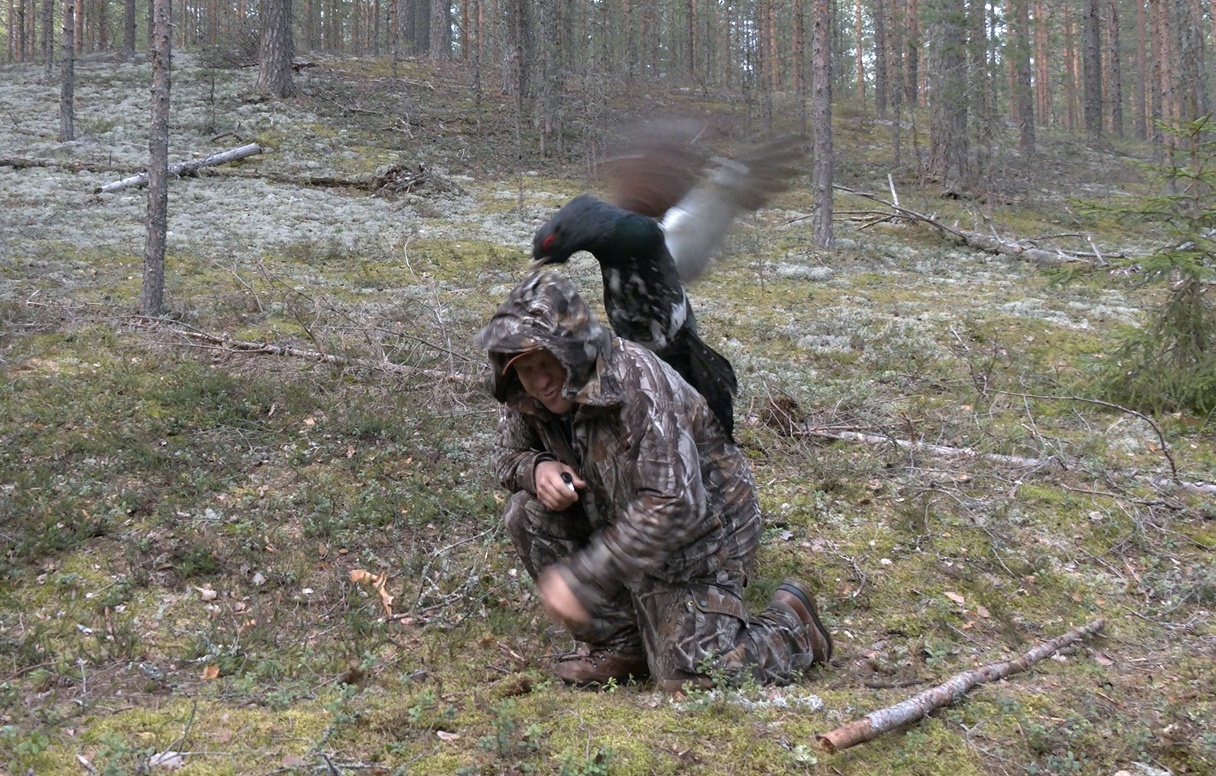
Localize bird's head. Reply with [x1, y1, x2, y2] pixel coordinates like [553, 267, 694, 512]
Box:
[531, 194, 617, 267]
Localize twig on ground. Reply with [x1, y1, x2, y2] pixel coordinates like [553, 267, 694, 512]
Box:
[816, 619, 1105, 754]
[125, 316, 477, 385]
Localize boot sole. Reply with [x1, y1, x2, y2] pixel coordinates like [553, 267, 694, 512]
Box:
[777, 579, 834, 663]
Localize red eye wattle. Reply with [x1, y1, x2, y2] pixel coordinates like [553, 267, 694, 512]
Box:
[541, 234, 556, 253]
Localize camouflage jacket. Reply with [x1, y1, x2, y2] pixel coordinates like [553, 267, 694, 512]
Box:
[475, 272, 761, 614]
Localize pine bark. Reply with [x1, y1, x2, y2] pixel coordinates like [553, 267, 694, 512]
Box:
[429, 0, 450, 59]
[142, 0, 171, 317]
[58, 0, 75, 142]
[904, 0, 920, 106]
[257, 0, 296, 97]
[1105, 0, 1122, 136]
[874, 0, 888, 118]
[122, 0, 135, 56]
[811, 0, 833, 249]
[926, 0, 968, 194]
[1009, 0, 1033, 157]
[1082, 0, 1102, 140]
[1033, 0, 1049, 125]
[41, 0, 52, 75]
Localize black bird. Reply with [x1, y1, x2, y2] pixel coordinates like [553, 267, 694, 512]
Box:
[531, 126, 804, 440]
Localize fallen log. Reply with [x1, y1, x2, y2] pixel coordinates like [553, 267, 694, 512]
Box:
[95, 142, 265, 193]
[815, 619, 1105, 754]
[124, 316, 477, 386]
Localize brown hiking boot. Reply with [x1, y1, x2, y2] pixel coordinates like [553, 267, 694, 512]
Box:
[772, 578, 833, 665]
[552, 648, 649, 686]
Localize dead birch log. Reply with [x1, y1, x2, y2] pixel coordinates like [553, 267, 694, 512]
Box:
[816, 619, 1105, 754]
[95, 142, 265, 194]
[832, 185, 1092, 266]
[125, 317, 478, 385]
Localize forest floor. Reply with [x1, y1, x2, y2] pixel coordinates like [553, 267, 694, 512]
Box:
[1, 52, 1213, 776]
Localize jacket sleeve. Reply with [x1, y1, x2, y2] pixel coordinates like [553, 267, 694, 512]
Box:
[492, 407, 554, 494]
[561, 367, 715, 612]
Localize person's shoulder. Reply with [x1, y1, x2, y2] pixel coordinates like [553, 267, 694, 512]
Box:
[611, 340, 690, 395]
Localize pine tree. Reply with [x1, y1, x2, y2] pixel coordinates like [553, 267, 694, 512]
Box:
[1085, 117, 1216, 415]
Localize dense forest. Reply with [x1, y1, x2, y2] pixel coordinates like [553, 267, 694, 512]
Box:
[6, 0, 1213, 166]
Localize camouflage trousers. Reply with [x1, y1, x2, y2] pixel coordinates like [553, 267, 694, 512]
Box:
[503, 491, 816, 690]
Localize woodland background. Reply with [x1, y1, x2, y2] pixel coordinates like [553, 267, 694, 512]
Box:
[2, 0, 1216, 775]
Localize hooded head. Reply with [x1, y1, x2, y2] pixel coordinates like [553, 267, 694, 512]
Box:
[475, 272, 612, 405]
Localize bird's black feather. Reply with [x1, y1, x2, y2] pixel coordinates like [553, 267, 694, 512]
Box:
[530, 128, 804, 440]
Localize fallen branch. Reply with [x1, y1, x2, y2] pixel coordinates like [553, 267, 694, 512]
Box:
[95, 142, 265, 193]
[796, 427, 1216, 496]
[1, 156, 130, 174]
[831, 185, 1099, 266]
[124, 316, 477, 385]
[816, 619, 1105, 754]
[800, 426, 1054, 469]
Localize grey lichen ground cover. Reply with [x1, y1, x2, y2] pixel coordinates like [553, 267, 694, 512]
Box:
[1, 54, 1213, 776]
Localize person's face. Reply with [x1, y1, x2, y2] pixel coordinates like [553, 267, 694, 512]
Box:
[512, 350, 573, 414]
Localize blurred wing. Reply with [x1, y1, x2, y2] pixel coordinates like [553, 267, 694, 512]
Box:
[662, 135, 806, 284]
[601, 120, 709, 219]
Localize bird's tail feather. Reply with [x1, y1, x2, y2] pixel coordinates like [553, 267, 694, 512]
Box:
[679, 331, 738, 440]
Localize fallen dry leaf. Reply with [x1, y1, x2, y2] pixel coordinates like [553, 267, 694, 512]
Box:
[349, 569, 394, 616]
[201, 665, 220, 680]
[436, 730, 460, 742]
[944, 591, 966, 605]
[977, 605, 991, 618]
[194, 586, 218, 602]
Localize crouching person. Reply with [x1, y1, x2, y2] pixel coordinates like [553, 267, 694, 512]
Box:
[474, 272, 832, 691]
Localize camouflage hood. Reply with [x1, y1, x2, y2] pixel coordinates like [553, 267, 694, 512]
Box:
[475, 272, 614, 405]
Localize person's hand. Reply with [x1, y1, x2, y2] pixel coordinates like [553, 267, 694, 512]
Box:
[537, 566, 590, 626]
[535, 460, 586, 512]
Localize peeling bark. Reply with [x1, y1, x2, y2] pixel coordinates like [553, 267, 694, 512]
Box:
[816, 619, 1105, 754]
[96, 142, 265, 193]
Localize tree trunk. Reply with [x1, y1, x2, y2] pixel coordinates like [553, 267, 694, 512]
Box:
[1134, 0, 1147, 138]
[1105, 0, 1122, 136]
[1082, 0, 1102, 140]
[1033, 0, 1049, 126]
[905, 0, 920, 106]
[257, 0, 296, 97]
[535, 0, 558, 156]
[811, 0, 833, 249]
[1179, 0, 1207, 121]
[41, 0, 52, 75]
[854, 0, 865, 101]
[429, 0, 449, 59]
[142, 0, 170, 317]
[1009, 0, 1034, 157]
[1149, 0, 1165, 148]
[1063, 12, 1078, 131]
[925, 0, 968, 194]
[122, 0, 135, 56]
[874, 0, 888, 118]
[59, 0, 75, 142]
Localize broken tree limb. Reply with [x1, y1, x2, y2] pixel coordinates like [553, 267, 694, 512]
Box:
[124, 316, 478, 386]
[796, 426, 1216, 497]
[816, 619, 1105, 755]
[831, 184, 1102, 266]
[95, 142, 265, 193]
